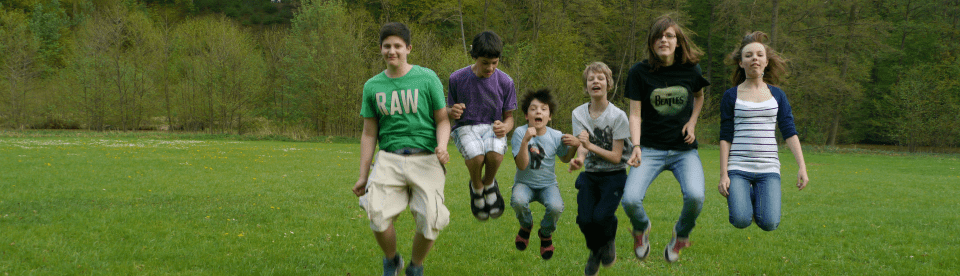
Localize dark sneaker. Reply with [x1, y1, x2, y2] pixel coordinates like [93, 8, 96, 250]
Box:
[584, 250, 600, 276]
[404, 262, 423, 276]
[483, 180, 506, 219]
[664, 231, 691, 263]
[382, 255, 403, 276]
[469, 182, 489, 221]
[633, 220, 651, 260]
[515, 227, 531, 251]
[538, 230, 554, 260]
[600, 238, 616, 267]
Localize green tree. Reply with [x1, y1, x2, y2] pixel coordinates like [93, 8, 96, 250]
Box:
[0, 8, 42, 129]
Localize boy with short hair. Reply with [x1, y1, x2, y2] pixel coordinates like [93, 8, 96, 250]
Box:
[352, 22, 451, 276]
[510, 88, 580, 260]
[447, 30, 517, 221]
[569, 62, 633, 276]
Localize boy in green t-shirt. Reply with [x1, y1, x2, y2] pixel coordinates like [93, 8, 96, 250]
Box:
[352, 22, 451, 276]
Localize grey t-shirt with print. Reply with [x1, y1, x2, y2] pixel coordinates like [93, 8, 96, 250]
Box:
[571, 102, 633, 172]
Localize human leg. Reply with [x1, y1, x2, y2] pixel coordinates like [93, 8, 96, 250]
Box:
[753, 172, 782, 231]
[622, 148, 666, 259]
[536, 185, 563, 260]
[511, 184, 534, 250]
[481, 152, 506, 218]
[669, 149, 705, 238]
[622, 147, 667, 232]
[404, 153, 449, 272]
[726, 170, 755, 229]
[595, 171, 627, 267]
[575, 172, 604, 252]
[480, 127, 508, 218]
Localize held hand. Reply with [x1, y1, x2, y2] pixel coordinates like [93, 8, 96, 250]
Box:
[435, 146, 449, 164]
[577, 130, 591, 148]
[568, 158, 583, 172]
[682, 121, 697, 144]
[626, 148, 642, 167]
[493, 120, 507, 138]
[797, 168, 809, 191]
[718, 175, 730, 198]
[352, 179, 368, 197]
[561, 134, 581, 147]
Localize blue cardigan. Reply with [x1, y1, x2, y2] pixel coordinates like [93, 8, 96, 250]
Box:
[719, 84, 798, 143]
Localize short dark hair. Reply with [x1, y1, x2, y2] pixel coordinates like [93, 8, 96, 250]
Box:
[470, 31, 502, 59]
[520, 88, 558, 116]
[379, 22, 411, 46]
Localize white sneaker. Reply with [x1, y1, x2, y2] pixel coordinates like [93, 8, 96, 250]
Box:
[664, 231, 690, 263]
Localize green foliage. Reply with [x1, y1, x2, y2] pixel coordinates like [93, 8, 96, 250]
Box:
[1, 0, 960, 147]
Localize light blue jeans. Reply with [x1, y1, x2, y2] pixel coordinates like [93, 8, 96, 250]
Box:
[622, 147, 704, 238]
[511, 183, 564, 236]
[726, 170, 781, 231]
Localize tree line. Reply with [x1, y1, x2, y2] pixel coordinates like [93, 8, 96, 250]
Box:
[1, 0, 958, 150]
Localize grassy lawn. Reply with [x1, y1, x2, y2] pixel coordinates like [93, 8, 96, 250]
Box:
[1, 132, 958, 275]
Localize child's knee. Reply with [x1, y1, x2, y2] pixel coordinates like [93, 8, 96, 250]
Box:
[756, 218, 779, 231]
[544, 203, 564, 215]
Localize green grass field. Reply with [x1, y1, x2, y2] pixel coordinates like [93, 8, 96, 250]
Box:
[1, 133, 958, 275]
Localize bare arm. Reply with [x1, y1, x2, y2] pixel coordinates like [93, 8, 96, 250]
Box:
[785, 135, 809, 190]
[352, 118, 379, 197]
[514, 129, 534, 170]
[718, 140, 731, 197]
[682, 89, 705, 144]
[627, 100, 642, 166]
[434, 108, 451, 164]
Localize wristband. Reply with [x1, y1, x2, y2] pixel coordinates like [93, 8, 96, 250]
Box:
[633, 145, 641, 148]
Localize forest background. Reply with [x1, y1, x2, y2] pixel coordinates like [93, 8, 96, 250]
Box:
[1, 0, 959, 151]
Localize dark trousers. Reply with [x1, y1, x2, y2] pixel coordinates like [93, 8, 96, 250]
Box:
[575, 170, 627, 252]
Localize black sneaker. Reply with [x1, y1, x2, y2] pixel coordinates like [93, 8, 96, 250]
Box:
[600, 238, 616, 267]
[404, 262, 424, 276]
[469, 182, 489, 221]
[382, 255, 403, 276]
[483, 180, 505, 219]
[584, 250, 600, 276]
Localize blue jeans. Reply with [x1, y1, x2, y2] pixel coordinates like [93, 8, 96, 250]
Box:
[511, 184, 564, 236]
[622, 147, 704, 238]
[726, 170, 781, 231]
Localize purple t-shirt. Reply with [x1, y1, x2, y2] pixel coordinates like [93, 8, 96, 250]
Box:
[447, 66, 517, 130]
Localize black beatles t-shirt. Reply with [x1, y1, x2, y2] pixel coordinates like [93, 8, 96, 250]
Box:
[624, 60, 710, 150]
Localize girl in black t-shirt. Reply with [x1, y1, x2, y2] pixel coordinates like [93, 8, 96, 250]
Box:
[621, 15, 710, 264]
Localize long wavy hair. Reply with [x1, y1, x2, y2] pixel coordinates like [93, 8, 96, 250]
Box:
[645, 15, 703, 71]
[728, 31, 788, 86]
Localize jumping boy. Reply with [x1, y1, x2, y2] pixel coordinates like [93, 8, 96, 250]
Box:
[569, 62, 632, 276]
[447, 30, 517, 221]
[510, 89, 580, 260]
[352, 22, 451, 276]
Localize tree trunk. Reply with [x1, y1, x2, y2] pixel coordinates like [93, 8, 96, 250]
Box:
[459, 0, 468, 56]
[771, 0, 779, 46]
[827, 3, 859, 146]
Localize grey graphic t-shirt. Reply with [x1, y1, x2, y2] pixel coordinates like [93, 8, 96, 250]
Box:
[571, 103, 632, 172]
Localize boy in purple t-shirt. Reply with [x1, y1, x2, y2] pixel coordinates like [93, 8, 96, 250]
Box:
[447, 31, 517, 221]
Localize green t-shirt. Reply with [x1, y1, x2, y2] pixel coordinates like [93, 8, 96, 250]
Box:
[360, 65, 446, 152]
